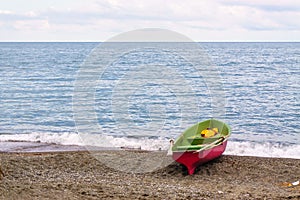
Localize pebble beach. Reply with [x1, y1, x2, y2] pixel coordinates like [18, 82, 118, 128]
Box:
[1, 150, 300, 200]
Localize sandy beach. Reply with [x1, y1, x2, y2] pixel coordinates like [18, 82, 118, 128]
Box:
[0, 150, 300, 200]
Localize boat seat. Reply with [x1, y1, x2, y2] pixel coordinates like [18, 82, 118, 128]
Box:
[187, 136, 221, 145]
[175, 145, 207, 151]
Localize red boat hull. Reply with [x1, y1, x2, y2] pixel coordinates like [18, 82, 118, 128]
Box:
[172, 141, 227, 175]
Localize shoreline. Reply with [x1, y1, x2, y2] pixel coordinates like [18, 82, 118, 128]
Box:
[1, 150, 300, 199]
[1, 140, 300, 158]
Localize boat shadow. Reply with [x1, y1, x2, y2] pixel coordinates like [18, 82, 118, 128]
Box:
[160, 155, 225, 176]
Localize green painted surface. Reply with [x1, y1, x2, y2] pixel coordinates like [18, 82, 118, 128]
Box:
[172, 119, 231, 152]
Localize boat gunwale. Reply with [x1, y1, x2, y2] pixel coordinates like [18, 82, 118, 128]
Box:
[171, 137, 229, 152]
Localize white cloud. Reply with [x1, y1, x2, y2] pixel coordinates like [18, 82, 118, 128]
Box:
[25, 11, 38, 17]
[217, 0, 300, 11]
[0, 0, 299, 41]
[0, 10, 14, 15]
[13, 20, 50, 30]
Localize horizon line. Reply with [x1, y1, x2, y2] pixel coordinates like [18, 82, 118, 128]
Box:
[0, 40, 299, 43]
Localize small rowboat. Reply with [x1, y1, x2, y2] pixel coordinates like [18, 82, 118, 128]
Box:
[171, 119, 231, 175]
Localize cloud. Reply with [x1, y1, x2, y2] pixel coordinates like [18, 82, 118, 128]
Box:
[216, 0, 300, 31]
[0, 9, 49, 32]
[218, 0, 300, 12]
[13, 20, 50, 30]
[43, 0, 300, 30]
[0, 10, 42, 22]
[0, 10, 13, 15]
[0, 0, 299, 41]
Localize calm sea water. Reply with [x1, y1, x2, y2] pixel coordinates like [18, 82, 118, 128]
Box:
[0, 42, 299, 157]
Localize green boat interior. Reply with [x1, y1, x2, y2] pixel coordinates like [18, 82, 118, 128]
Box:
[172, 119, 231, 151]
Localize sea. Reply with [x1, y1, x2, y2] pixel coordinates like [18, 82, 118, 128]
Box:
[0, 42, 299, 159]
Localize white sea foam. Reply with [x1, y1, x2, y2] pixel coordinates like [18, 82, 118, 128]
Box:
[225, 141, 300, 159]
[0, 133, 299, 159]
[0, 132, 169, 151]
[0, 132, 85, 146]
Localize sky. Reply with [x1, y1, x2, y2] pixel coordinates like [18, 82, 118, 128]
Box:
[0, 0, 300, 42]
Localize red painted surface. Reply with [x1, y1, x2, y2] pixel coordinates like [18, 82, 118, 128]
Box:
[172, 141, 227, 175]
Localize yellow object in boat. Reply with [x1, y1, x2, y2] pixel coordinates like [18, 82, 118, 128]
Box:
[201, 128, 219, 138]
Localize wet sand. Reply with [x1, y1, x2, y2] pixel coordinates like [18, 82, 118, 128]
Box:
[0, 151, 300, 200]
